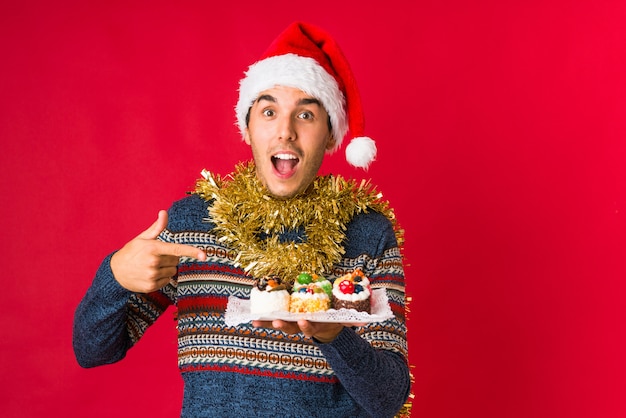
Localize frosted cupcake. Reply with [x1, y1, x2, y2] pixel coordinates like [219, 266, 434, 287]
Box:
[250, 276, 290, 314]
[289, 272, 333, 313]
[331, 269, 371, 313]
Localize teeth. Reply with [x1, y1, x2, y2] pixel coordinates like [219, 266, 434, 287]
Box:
[273, 153, 297, 160]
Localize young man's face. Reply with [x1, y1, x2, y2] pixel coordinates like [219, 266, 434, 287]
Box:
[244, 86, 335, 199]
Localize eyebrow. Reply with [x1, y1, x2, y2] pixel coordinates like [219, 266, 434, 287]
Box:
[256, 94, 277, 104]
[297, 97, 322, 107]
[255, 94, 322, 107]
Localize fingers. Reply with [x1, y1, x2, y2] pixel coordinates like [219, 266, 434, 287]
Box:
[150, 273, 177, 292]
[297, 320, 344, 343]
[137, 210, 169, 240]
[251, 319, 343, 342]
[296, 320, 321, 337]
[272, 320, 301, 334]
[251, 320, 300, 334]
[157, 264, 179, 279]
[155, 241, 207, 261]
[137, 211, 207, 261]
[251, 320, 274, 328]
[110, 210, 207, 293]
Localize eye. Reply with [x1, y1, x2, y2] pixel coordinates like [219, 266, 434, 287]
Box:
[262, 108, 275, 117]
[297, 110, 314, 120]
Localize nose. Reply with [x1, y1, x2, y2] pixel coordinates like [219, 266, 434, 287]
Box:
[277, 115, 296, 142]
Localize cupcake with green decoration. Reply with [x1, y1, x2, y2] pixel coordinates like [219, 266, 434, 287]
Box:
[289, 272, 332, 313]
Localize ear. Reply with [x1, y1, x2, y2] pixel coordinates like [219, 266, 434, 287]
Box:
[325, 133, 336, 151]
[243, 128, 251, 145]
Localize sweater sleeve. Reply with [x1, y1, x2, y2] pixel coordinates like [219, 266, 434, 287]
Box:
[72, 252, 176, 368]
[316, 210, 411, 417]
[316, 328, 411, 418]
[72, 253, 134, 368]
[72, 198, 197, 369]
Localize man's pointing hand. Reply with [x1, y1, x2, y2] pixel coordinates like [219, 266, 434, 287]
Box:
[110, 210, 207, 293]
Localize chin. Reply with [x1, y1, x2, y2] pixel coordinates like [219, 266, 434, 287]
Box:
[266, 182, 303, 199]
[268, 188, 298, 200]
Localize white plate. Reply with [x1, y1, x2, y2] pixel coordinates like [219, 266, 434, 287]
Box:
[224, 288, 394, 326]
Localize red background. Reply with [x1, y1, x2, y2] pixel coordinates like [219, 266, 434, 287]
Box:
[2, 1, 625, 417]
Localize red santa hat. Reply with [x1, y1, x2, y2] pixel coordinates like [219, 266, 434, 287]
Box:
[235, 21, 376, 169]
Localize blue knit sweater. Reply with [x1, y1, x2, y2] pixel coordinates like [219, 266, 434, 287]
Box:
[73, 193, 410, 417]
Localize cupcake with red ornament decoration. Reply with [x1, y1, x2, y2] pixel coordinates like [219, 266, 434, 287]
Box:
[289, 272, 333, 313]
[332, 269, 372, 313]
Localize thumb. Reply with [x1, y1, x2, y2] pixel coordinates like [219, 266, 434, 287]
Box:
[137, 210, 168, 240]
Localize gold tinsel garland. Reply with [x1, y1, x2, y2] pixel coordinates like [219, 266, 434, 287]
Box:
[193, 161, 404, 283]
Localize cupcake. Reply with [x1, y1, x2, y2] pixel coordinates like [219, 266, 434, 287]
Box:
[331, 269, 371, 313]
[289, 272, 332, 313]
[250, 276, 290, 314]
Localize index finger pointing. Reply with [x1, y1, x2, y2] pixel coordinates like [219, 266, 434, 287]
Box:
[156, 241, 207, 261]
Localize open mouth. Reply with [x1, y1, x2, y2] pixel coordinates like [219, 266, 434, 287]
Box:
[272, 153, 299, 176]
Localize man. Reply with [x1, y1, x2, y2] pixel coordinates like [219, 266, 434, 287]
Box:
[73, 22, 411, 417]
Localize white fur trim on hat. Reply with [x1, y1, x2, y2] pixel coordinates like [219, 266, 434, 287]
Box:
[236, 53, 347, 153]
[345, 136, 377, 169]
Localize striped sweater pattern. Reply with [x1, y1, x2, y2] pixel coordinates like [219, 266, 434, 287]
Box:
[74, 193, 410, 417]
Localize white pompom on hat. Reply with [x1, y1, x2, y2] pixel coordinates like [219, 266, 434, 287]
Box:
[235, 22, 376, 169]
